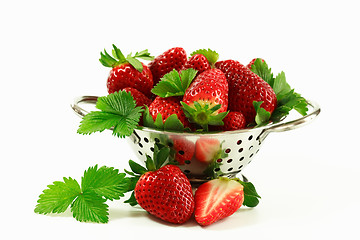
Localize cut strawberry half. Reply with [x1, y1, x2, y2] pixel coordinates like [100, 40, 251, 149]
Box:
[194, 177, 244, 226]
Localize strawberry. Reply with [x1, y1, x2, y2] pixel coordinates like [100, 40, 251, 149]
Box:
[195, 137, 221, 164]
[181, 69, 229, 131]
[148, 47, 187, 85]
[134, 165, 194, 224]
[194, 177, 244, 226]
[215, 60, 277, 124]
[247, 58, 264, 69]
[123, 87, 152, 107]
[148, 96, 191, 128]
[182, 49, 219, 75]
[170, 136, 195, 165]
[100, 45, 154, 97]
[221, 111, 247, 131]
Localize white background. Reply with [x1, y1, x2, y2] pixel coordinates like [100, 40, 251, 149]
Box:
[1, 0, 359, 239]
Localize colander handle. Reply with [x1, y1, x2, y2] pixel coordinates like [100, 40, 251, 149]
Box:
[71, 96, 98, 118]
[259, 99, 321, 142]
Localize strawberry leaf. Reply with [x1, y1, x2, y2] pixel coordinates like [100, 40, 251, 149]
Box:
[181, 101, 228, 131]
[235, 179, 261, 208]
[249, 59, 309, 124]
[151, 69, 198, 97]
[142, 106, 187, 132]
[77, 91, 143, 138]
[253, 101, 271, 126]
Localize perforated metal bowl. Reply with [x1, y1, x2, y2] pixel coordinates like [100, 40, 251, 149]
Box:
[72, 96, 320, 183]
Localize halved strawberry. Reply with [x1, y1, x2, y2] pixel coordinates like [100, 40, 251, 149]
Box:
[195, 137, 221, 164]
[194, 177, 244, 226]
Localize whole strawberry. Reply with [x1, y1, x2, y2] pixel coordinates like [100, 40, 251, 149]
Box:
[181, 68, 229, 131]
[123, 87, 152, 107]
[100, 45, 154, 97]
[215, 60, 277, 124]
[247, 58, 264, 69]
[148, 96, 191, 128]
[182, 49, 219, 74]
[131, 145, 195, 224]
[221, 111, 247, 131]
[148, 47, 187, 85]
[194, 177, 244, 226]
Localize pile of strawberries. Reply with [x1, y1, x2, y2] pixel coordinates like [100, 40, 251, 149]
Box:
[101, 46, 277, 131]
[98, 46, 270, 226]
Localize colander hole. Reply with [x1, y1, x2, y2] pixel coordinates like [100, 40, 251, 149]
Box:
[184, 170, 190, 174]
[227, 167, 233, 171]
[178, 150, 185, 155]
[185, 160, 191, 164]
[238, 165, 243, 169]
[138, 151, 143, 156]
[227, 159, 233, 163]
[256, 149, 260, 153]
[217, 159, 223, 163]
[168, 142, 173, 147]
[144, 137, 149, 143]
[256, 135, 260, 141]
[249, 146, 253, 150]
[214, 168, 221, 172]
[139, 143, 143, 148]
[225, 148, 231, 153]
[237, 140, 242, 145]
[154, 138, 160, 143]
[150, 147, 154, 152]
[248, 135, 253, 140]
[239, 156, 244, 161]
[238, 148, 243, 153]
[249, 153, 254, 158]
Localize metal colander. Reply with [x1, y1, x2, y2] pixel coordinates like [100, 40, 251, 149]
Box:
[72, 96, 320, 183]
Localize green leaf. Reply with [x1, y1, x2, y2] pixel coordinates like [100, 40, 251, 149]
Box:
[163, 114, 185, 131]
[124, 191, 138, 206]
[272, 71, 291, 96]
[128, 160, 147, 175]
[127, 57, 143, 72]
[99, 49, 118, 68]
[153, 144, 170, 169]
[181, 101, 228, 131]
[190, 48, 219, 66]
[151, 69, 197, 97]
[81, 165, 131, 201]
[133, 49, 154, 61]
[236, 180, 261, 208]
[249, 58, 274, 86]
[71, 191, 109, 223]
[34, 177, 81, 214]
[77, 91, 143, 138]
[253, 101, 271, 126]
[111, 44, 126, 63]
[142, 106, 157, 129]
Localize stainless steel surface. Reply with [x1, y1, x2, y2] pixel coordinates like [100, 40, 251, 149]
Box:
[72, 96, 320, 181]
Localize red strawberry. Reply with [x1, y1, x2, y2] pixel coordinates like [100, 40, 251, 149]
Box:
[221, 111, 246, 131]
[148, 47, 187, 85]
[170, 137, 195, 165]
[182, 54, 211, 74]
[194, 178, 244, 226]
[123, 87, 152, 107]
[182, 49, 219, 74]
[215, 60, 277, 124]
[247, 58, 264, 69]
[148, 96, 191, 128]
[100, 45, 154, 97]
[181, 69, 229, 130]
[195, 137, 221, 164]
[135, 164, 195, 224]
